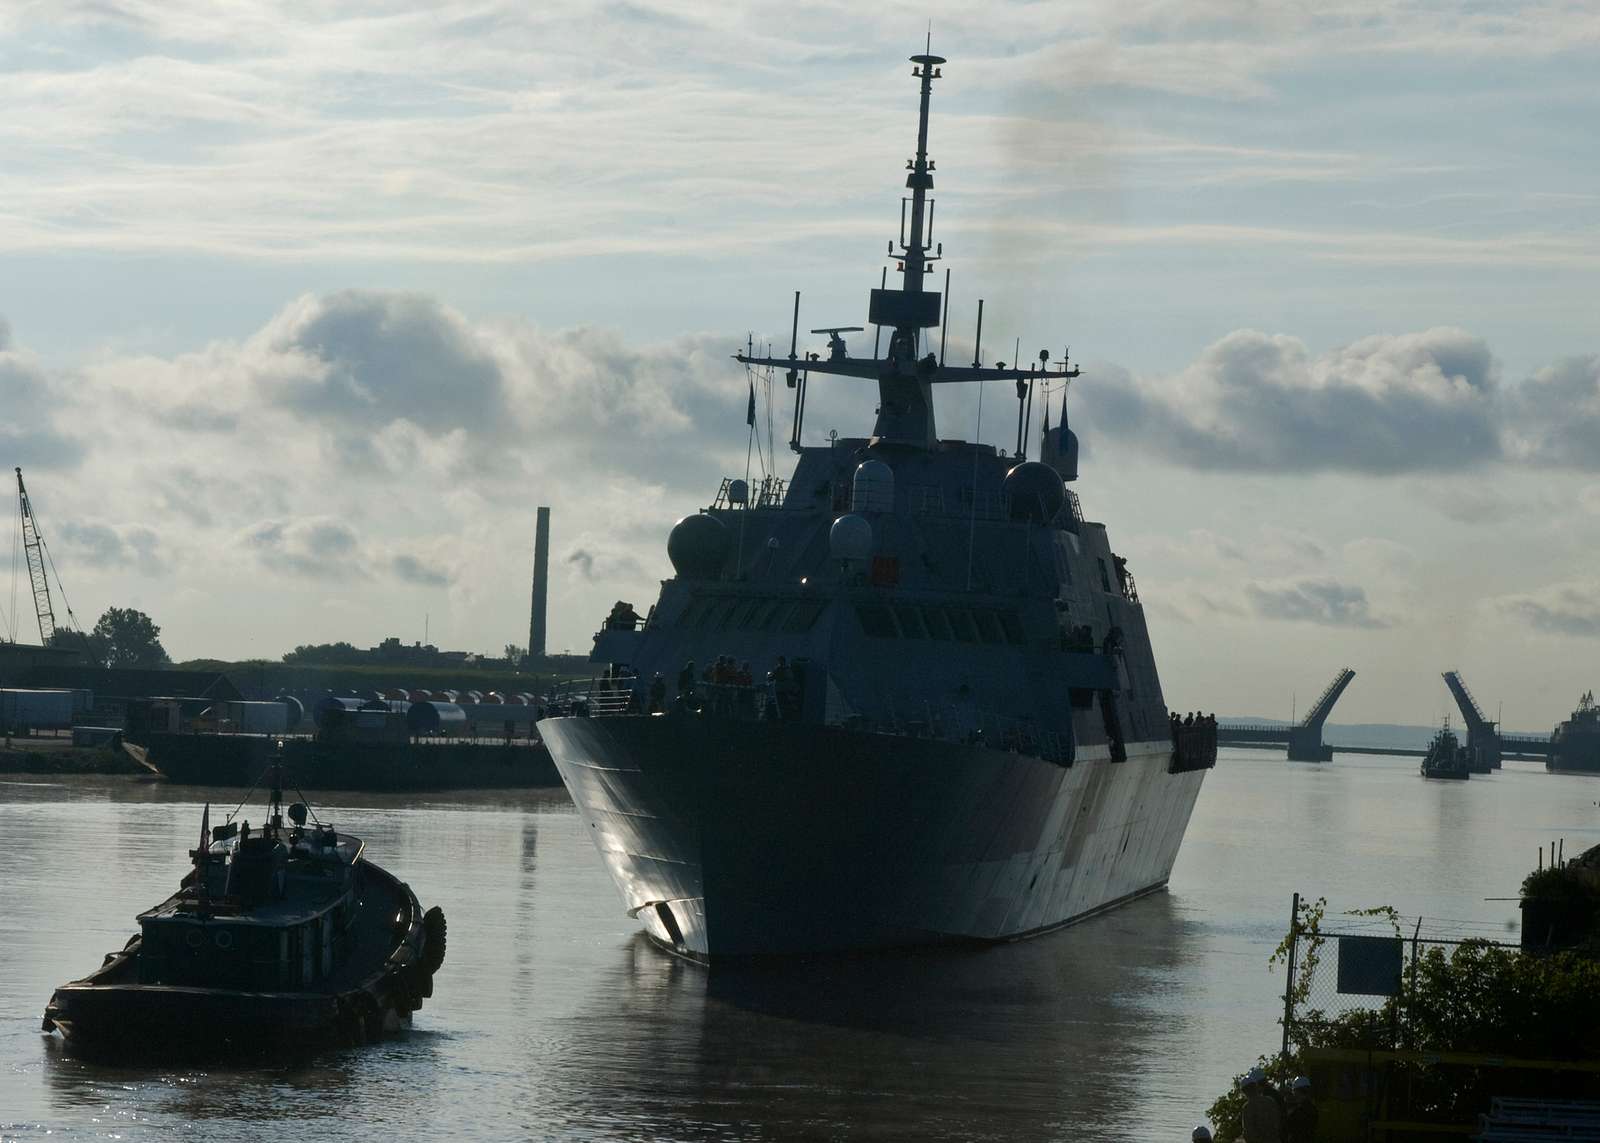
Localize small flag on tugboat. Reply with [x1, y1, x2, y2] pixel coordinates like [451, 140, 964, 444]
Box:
[199, 802, 210, 853]
[746, 378, 757, 426]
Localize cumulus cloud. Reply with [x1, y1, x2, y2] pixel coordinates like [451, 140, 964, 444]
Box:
[1081, 327, 1500, 473]
[244, 517, 367, 580]
[254, 290, 506, 432]
[1504, 355, 1600, 469]
[1495, 581, 1600, 637]
[1245, 578, 1388, 628]
[56, 521, 166, 577]
[1, 334, 85, 470]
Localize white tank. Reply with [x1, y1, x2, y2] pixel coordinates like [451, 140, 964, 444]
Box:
[852, 460, 894, 513]
[829, 513, 873, 562]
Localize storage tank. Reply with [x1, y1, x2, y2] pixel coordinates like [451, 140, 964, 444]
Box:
[406, 701, 467, 736]
[275, 694, 305, 731]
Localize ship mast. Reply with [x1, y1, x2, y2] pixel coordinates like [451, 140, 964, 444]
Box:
[736, 51, 1077, 451]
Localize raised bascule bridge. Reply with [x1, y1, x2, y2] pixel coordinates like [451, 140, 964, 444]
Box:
[1442, 670, 1552, 765]
[1219, 667, 1557, 763]
[1218, 668, 1358, 761]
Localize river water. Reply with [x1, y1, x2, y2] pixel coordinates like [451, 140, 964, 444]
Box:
[3, 751, 1596, 1140]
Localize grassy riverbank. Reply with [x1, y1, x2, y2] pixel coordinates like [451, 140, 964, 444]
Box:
[0, 739, 143, 776]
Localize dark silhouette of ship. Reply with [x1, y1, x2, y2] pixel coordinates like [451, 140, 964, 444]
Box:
[1548, 691, 1600, 774]
[1419, 720, 1470, 780]
[537, 50, 1216, 959]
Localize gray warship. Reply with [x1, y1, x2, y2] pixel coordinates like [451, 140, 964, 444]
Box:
[538, 51, 1216, 959]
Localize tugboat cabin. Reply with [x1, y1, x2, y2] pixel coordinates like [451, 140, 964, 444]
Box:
[136, 815, 362, 991]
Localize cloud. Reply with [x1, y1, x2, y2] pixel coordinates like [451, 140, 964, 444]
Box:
[1495, 581, 1600, 637]
[1246, 578, 1388, 628]
[1, 339, 85, 470]
[1504, 355, 1600, 469]
[254, 290, 506, 433]
[2, 3, 1595, 268]
[392, 553, 451, 587]
[1080, 327, 1501, 473]
[243, 517, 367, 580]
[56, 521, 166, 576]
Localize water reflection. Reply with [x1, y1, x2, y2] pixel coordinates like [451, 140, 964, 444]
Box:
[536, 895, 1199, 1140]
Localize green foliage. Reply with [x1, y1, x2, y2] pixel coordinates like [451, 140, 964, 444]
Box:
[1214, 892, 1600, 1136]
[282, 641, 366, 665]
[89, 606, 170, 668]
[1522, 865, 1600, 907]
[1205, 1053, 1300, 1142]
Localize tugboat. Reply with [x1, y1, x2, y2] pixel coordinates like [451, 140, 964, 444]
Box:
[1420, 719, 1471, 780]
[42, 753, 446, 1056]
[537, 50, 1216, 960]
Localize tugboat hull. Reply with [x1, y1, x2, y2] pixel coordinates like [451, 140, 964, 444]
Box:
[44, 863, 444, 1057]
[541, 714, 1205, 959]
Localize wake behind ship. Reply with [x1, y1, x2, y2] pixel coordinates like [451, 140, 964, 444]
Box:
[538, 51, 1216, 959]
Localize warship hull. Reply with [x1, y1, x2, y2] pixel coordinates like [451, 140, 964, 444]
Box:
[541, 713, 1205, 959]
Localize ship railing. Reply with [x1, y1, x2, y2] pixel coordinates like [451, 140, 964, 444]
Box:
[1169, 721, 1217, 773]
[544, 676, 640, 718]
[712, 475, 788, 510]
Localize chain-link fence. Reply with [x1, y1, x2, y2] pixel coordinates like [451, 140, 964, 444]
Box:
[1281, 900, 1521, 1054]
[1270, 894, 1600, 1140]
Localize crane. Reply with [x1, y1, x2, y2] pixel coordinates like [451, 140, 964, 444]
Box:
[15, 467, 81, 646]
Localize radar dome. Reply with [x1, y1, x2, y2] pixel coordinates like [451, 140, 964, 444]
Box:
[727, 478, 748, 505]
[852, 459, 894, 513]
[667, 513, 730, 578]
[1003, 461, 1065, 524]
[829, 514, 873, 562]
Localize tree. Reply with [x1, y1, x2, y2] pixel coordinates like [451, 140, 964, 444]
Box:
[90, 606, 171, 668]
[504, 644, 526, 666]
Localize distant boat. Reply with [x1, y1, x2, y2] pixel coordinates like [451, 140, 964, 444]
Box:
[42, 755, 447, 1056]
[1420, 721, 1470, 781]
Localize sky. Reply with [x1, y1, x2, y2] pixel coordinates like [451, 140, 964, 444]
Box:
[1, 0, 1598, 728]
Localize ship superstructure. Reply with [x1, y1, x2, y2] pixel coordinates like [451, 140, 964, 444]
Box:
[538, 52, 1215, 959]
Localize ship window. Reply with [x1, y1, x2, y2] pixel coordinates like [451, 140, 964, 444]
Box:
[758, 595, 790, 630]
[894, 605, 928, 638]
[730, 598, 763, 629]
[856, 603, 897, 638]
[947, 608, 979, 643]
[921, 606, 953, 640]
[783, 600, 825, 632]
[974, 610, 1006, 645]
[678, 597, 713, 628]
[751, 598, 786, 630]
[704, 597, 740, 630]
[998, 610, 1026, 645]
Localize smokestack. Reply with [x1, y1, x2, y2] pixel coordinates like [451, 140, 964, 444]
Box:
[529, 506, 550, 659]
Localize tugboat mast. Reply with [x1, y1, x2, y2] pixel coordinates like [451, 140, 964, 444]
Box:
[735, 51, 1078, 451]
